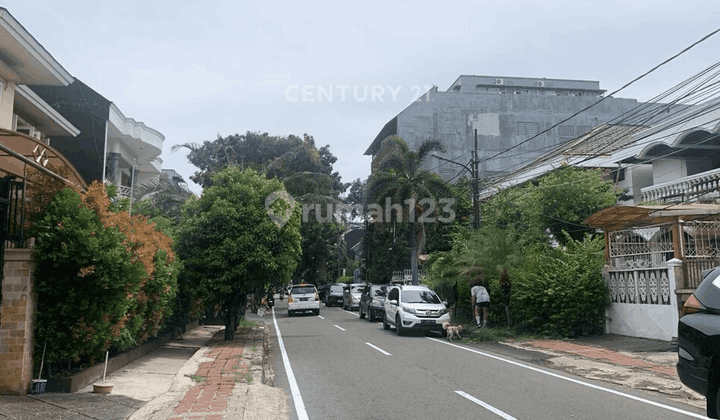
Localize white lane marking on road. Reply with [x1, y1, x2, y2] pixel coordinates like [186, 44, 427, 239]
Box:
[342, 309, 359, 317]
[365, 342, 391, 356]
[318, 315, 325, 319]
[334, 324, 346, 331]
[272, 307, 309, 420]
[455, 391, 517, 419]
[427, 337, 706, 419]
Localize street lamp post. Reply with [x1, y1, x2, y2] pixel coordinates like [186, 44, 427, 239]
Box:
[431, 149, 480, 229]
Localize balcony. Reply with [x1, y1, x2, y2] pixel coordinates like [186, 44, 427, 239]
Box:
[641, 167, 720, 203]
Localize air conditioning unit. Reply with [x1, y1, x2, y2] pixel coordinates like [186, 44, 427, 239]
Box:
[495, 78, 504, 85]
[536, 81, 545, 87]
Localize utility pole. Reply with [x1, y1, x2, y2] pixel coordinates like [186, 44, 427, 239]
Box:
[473, 129, 480, 229]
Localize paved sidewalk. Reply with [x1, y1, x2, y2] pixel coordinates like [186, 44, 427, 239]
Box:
[0, 317, 288, 420]
[500, 334, 705, 410]
[135, 316, 288, 420]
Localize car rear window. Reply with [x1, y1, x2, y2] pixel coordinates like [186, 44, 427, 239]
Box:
[351, 286, 364, 293]
[696, 267, 720, 309]
[291, 287, 316, 294]
[371, 286, 388, 296]
[400, 289, 441, 304]
[330, 285, 344, 292]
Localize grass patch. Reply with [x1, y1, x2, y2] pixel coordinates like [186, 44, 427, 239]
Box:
[188, 374, 206, 382]
[237, 317, 259, 328]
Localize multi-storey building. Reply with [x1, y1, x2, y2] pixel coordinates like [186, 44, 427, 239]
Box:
[365, 75, 651, 180]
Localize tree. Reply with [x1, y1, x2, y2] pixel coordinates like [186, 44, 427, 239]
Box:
[174, 131, 346, 286]
[366, 137, 450, 284]
[175, 167, 301, 340]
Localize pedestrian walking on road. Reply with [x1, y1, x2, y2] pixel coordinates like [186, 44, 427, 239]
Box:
[471, 278, 490, 327]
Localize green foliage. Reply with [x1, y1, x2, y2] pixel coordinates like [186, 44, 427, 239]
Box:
[33, 184, 179, 367]
[336, 275, 353, 283]
[511, 233, 609, 337]
[424, 166, 616, 337]
[176, 167, 301, 339]
[34, 189, 145, 364]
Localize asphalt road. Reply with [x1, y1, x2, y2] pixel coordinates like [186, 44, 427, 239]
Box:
[269, 298, 707, 420]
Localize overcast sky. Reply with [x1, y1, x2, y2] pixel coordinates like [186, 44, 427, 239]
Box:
[8, 1, 720, 194]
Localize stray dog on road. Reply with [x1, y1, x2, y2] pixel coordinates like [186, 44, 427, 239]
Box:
[442, 322, 464, 341]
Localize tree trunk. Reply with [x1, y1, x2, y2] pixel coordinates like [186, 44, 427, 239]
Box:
[224, 292, 241, 341]
[410, 220, 418, 285]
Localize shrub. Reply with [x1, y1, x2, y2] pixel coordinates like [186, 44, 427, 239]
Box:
[510, 233, 608, 337]
[33, 183, 178, 367]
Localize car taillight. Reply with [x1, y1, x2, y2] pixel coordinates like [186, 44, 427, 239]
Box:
[287, 296, 293, 303]
[682, 294, 705, 316]
[315, 293, 319, 301]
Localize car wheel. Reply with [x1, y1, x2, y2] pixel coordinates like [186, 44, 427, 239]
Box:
[315, 309, 320, 316]
[288, 310, 293, 317]
[395, 315, 404, 336]
[359, 307, 366, 319]
[367, 308, 373, 322]
[383, 314, 390, 330]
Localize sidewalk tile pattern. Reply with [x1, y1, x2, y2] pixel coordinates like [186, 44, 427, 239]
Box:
[169, 336, 250, 420]
[526, 340, 677, 376]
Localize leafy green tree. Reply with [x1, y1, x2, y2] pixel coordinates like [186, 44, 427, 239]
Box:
[366, 137, 450, 284]
[175, 167, 301, 340]
[482, 165, 618, 247]
[174, 131, 346, 288]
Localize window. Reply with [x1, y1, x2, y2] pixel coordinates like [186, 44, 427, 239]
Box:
[558, 125, 575, 137]
[517, 122, 540, 137]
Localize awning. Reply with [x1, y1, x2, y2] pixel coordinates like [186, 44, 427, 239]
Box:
[0, 128, 87, 188]
[584, 203, 720, 231]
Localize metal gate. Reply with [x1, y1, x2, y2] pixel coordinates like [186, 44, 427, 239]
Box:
[0, 175, 25, 273]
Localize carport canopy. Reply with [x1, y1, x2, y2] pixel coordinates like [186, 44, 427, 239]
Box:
[584, 203, 720, 231]
[0, 128, 87, 188]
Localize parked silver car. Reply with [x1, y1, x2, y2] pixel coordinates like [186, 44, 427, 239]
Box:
[343, 283, 365, 310]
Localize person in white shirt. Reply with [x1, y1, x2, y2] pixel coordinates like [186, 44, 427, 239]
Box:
[471, 279, 490, 327]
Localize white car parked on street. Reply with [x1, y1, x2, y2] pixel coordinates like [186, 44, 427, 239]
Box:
[383, 284, 450, 335]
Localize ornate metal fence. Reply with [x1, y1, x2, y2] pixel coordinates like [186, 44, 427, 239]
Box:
[683, 220, 720, 289]
[607, 225, 673, 305]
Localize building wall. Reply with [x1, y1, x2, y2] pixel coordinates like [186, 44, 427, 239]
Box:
[0, 248, 36, 395]
[391, 84, 640, 179]
[653, 159, 687, 185]
[29, 80, 111, 185]
[0, 80, 15, 129]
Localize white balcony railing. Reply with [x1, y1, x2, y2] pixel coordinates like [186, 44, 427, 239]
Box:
[641, 167, 720, 203]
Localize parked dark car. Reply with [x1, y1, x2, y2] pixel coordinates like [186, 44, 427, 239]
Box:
[325, 284, 345, 307]
[677, 266, 720, 418]
[359, 284, 390, 322]
[317, 284, 331, 302]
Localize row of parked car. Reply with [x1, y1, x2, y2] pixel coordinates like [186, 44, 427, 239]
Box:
[310, 282, 451, 335]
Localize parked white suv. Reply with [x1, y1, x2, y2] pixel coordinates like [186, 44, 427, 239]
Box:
[383, 285, 450, 335]
[287, 284, 320, 317]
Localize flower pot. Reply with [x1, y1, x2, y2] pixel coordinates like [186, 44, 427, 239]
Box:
[93, 383, 114, 394]
[31, 379, 46, 394]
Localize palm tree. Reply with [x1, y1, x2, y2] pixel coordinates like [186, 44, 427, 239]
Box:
[366, 137, 450, 285]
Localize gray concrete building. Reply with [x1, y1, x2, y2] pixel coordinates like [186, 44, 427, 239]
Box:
[365, 75, 647, 181]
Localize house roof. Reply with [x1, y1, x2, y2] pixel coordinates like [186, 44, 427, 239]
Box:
[483, 124, 647, 196]
[0, 8, 73, 85]
[584, 203, 720, 231]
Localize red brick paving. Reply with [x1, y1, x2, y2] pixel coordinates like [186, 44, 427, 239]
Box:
[169, 340, 250, 420]
[526, 340, 677, 377]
